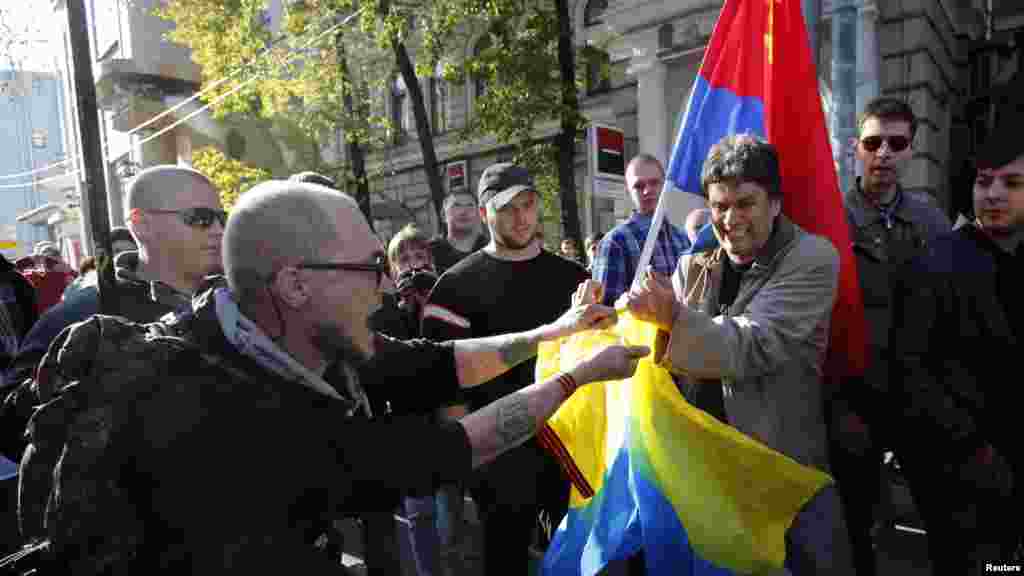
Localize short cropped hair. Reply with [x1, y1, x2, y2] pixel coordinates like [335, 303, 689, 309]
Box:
[443, 192, 476, 211]
[627, 153, 665, 177]
[126, 165, 214, 212]
[224, 181, 350, 305]
[858, 97, 917, 138]
[701, 134, 782, 200]
[387, 223, 431, 271]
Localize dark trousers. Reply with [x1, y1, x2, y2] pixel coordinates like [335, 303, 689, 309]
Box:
[830, 443, 882, 576]
[900, 451, 1021, 575]
[470, 442, 569, 574]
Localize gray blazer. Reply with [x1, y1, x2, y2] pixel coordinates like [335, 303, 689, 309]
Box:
[659, 216, 839, 472]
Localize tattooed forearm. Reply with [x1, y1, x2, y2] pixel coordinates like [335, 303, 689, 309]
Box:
[495, 392, 537, 445]
[461, 377, 567, 468]
[497, 335, 539, 369]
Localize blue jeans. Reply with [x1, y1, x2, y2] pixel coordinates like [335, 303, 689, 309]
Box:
[784, 484, 856, 576]
[402, 496, 442, 576]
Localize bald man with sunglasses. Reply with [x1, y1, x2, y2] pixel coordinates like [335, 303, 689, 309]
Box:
[831, 97, 952, 576]
[4, 166, 225, 406]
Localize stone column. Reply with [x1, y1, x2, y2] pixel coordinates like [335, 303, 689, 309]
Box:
[633, 57, 670, 167]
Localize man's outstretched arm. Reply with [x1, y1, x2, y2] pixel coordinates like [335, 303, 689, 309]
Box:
[460, 343, 647, 468]
[452, 281, 611, 388]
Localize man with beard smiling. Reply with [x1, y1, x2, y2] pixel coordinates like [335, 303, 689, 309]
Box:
[18, 179, 645, 574]
[422, 162, 591, 575]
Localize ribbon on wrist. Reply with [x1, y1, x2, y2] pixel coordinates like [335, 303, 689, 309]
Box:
[556, 372, 579, 399]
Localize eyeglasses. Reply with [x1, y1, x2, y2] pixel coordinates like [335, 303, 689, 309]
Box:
[298, 254, 389, 287]
[860, 135, 911, 153]
[148, 207, 228, 229]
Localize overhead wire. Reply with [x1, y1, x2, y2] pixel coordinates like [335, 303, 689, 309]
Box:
[0, 8, 363, 187]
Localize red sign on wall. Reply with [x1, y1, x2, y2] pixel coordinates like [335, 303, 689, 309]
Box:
[591, 124, 625, 179]
[447, 161, 467, 192]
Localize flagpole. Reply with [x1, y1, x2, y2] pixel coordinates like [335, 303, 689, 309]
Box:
[631, 78, 700, 290]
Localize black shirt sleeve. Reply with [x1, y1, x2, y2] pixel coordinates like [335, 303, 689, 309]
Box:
[360, 334, 458, 415]
[421, 270, 473, 343]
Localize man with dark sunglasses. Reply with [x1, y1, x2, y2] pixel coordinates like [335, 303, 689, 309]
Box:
[2, 166, 226, 448]
[832, 97, 952, 576]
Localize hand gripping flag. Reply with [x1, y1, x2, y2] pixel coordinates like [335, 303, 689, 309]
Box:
[640, 0, 867, 379]
[537, 314, 832, 575]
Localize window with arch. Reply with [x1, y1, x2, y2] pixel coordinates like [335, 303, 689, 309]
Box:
[584, 0, 609, 27]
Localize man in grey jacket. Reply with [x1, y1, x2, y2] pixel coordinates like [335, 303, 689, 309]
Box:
[620, 134, 854, 575]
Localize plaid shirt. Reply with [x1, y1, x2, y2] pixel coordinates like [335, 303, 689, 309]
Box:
[591, 213, 691, 306]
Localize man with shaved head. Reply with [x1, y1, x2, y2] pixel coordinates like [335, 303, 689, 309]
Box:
[15, 179, 645, 573]
[3, 165, 224, 390]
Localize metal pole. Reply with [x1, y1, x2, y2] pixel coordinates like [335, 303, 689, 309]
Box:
[831, 0, 858, 193]
[802, 0, 821, 70]
[66, 0, 118, 316]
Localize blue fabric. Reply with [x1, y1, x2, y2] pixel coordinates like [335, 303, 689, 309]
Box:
[542, 447, 733, 576]
[0, 454, 17, 481]
[591, 214, 690, 306]
[666, 76, 767, 195]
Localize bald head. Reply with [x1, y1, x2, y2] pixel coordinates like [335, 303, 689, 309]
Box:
[126, 165, 216, 214]
[224, 180, 364, 304]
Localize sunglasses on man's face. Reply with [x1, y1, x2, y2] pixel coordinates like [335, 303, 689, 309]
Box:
[148, 207, 228, 229]
[860, 135, 911, 153]
[298, 254, 389, 287]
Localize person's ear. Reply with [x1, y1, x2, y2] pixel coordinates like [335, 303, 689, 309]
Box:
[271, 266, 310, 309]
[770, 198, 782, 219]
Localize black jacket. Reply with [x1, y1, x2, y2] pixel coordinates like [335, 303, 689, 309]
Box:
[890, 224, 1022, 466]
[0, 255, 38, 373]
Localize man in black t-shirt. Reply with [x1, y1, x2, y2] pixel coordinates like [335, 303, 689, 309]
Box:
[429, 191, 488, 274]
[422, 163, 589, 575]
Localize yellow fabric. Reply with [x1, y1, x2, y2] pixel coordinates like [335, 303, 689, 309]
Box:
[538, 313, 833, 573]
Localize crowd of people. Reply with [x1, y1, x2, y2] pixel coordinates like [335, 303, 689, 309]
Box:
[0, 95, 1020, 575]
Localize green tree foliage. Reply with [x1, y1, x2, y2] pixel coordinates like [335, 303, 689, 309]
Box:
[418, 0, 603, 246]
[191, 146, 270, 210]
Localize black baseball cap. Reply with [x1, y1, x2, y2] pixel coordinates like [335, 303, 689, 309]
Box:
[477, 163, 535, 209]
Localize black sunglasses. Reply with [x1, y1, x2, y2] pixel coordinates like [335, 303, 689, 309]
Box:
[298, 254, 389, 286]
[860, 135, 910, 153]
[148, 207, 228, 229]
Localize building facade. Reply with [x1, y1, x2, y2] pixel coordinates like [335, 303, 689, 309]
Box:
[1, 70, 69, 260]
[355, 0, 1024, 245]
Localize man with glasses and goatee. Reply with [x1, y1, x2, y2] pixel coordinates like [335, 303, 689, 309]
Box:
[830, 97, 951, 576]
[3, 166, 226, 453]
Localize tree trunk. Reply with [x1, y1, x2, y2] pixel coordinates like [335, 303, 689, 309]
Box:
[555, 0, 582, 253]
[394, 40, 446, 228]
[336, 32, 373, 228]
